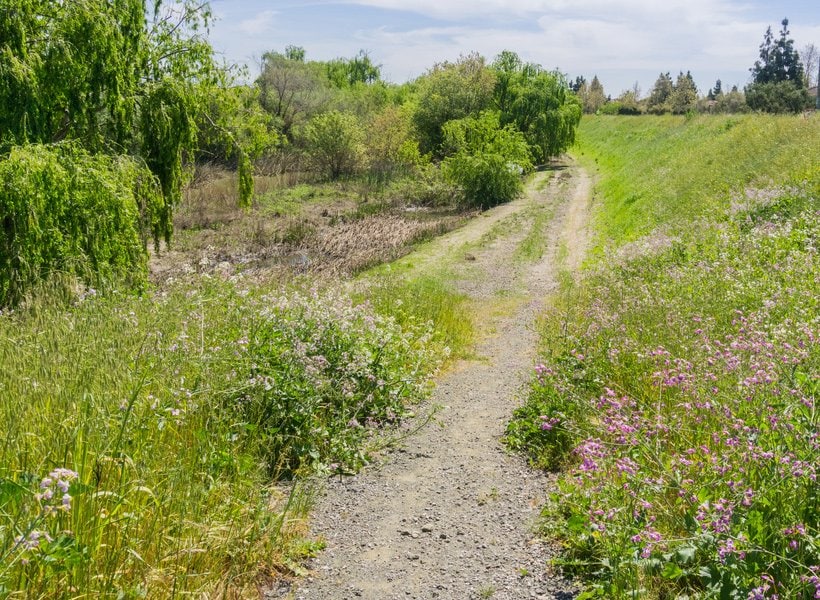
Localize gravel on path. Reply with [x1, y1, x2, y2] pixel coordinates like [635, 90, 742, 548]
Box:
[269, 164, 591, 600]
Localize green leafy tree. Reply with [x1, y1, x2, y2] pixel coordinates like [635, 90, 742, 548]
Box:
[0, 144, 163, 305]
[491, 52, 581, 163]
[303, 110, 366, 180]
[412, 53, 497, 156]
[257, 49, 331, 139]
[0, 1, 252, 302]
[325, 50, 382, 88]
[746, 18, 811, 112]
[646, 72, 674, 113]
[669, 71, 698, 114]
[364, 105, 421, 182]
[441, 111, 532, 209]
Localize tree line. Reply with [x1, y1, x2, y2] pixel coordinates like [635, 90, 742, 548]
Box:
[0, 2, 581, 306]
[573, 19, 817, 115]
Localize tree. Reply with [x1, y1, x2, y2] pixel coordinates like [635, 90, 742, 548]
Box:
[647, 73, 674, 113]
[800, 43, 818, 89]
[0, 1, 252, 302]
[364, 105, 421, 182]
[441, 111, 532, 209]
[491, 52, 581, 162]
[257, 49, 330, 139]
[708, 79, 723, 100]
[746, 18, 811, 113]
[412, 53, 497, 156]
[303, 110, 366, 180]
[325, 50, 382, 88]
[581, 75, 607, 114]
[669, 71, 698, 114]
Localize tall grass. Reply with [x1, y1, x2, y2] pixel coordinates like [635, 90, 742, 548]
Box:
[576, 114, 820, 248]
[508, 115, 820, 599]
[0, 276, 450, 596]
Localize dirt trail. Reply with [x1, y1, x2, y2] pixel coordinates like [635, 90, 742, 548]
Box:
[274, 163, 591, 600]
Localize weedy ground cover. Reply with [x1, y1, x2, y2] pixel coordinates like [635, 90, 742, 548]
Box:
[507, 115, 820, 599]
[0, 271, 467, 596]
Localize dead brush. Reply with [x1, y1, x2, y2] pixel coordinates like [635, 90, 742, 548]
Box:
[176, 166, 243, 230]
[311, 215, 454, 274]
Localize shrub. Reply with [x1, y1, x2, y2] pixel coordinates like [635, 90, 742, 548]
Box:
[0, 144, 162, 306]
[745, 81, 812, 113]
[441, 111, 532, 209]
[302, 110, 366, 180]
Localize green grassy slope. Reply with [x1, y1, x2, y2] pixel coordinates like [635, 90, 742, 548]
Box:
[576, 114, 819, 248]
[508, 114, 820, 599]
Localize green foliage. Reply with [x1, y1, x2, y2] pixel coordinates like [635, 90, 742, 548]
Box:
[0, 279, 447, 595]
[668, 71, 698, 114]
[0, 144, 162, 306]
[303, 110, 366, 180]
[0, 1, 258, 299]
[575, 115, 820, 247]
[257, 49, 331, 139]
[492, 51, 582, 162]
[745, 80, 812, 113]
[412, 53, 497, 156]
[749, 19, 805, 86]
[513, 115, 820, 598]
[364, 104, 422, 183]
[746, 19, 811, 113]
[441, 111, 533, 209]
[646, 72, 674, 114]
[324, 50, 382, 88]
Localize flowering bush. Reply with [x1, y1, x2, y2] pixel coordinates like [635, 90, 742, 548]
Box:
[0, 280, 447, 596]
[510, 184, 819, 598]
[234, 288, 443, 477]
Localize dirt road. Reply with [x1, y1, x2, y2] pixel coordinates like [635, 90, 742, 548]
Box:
[275, 163, 592, 600]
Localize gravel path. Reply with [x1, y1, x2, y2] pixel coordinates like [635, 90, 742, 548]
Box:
[271, 163, 591, 600]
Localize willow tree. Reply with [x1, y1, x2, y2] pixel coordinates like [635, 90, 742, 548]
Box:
[491, 51, 582, 164]
[0, 1, 255, 303]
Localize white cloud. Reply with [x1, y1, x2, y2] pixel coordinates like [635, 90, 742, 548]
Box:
[237, 10, 278, 37]
[208, 1, 820, 95]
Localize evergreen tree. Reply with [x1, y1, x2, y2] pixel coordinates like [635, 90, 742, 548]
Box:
[750, 19, 804, 84]
[746, 18, 810, 112]
[669, 71, 698, 114]
[647, 72, 673, 113]
[584, 75, 607, 113]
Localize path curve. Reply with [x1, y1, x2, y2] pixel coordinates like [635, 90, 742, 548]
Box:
[274, 162, 591, 600]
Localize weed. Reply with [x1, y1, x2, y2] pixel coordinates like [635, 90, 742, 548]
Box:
[0, 279, 447, 596]
[511, 115, 820, 599]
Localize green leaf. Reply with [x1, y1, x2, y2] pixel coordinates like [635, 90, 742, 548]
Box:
[662, 562, 685, 580]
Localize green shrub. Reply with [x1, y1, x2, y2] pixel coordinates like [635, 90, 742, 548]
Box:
[745, 81, 812, 113]
[0, 279, 446, 595]
[0, 144, 162, 306]
[302, 110, 366, 180]
[441, 111, 532, 209]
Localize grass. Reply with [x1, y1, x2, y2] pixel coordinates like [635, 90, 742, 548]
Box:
[575, 114, 820, 250]
[0, 274, 459, 596]
[507, 114, 820, 599]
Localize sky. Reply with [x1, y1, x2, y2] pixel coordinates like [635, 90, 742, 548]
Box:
[207, 0, 820, 97]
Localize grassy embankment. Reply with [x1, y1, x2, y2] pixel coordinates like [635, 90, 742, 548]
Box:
[0, 178, 473, 597]
[507, 115, 819, 599]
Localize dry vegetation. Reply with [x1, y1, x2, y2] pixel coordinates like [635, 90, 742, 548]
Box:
[151, 166, 468, 283]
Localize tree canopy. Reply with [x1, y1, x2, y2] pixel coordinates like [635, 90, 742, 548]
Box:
[746, 18, 811, 113]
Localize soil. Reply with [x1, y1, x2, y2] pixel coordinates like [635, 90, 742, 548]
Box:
[268, 162, 592, 600]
